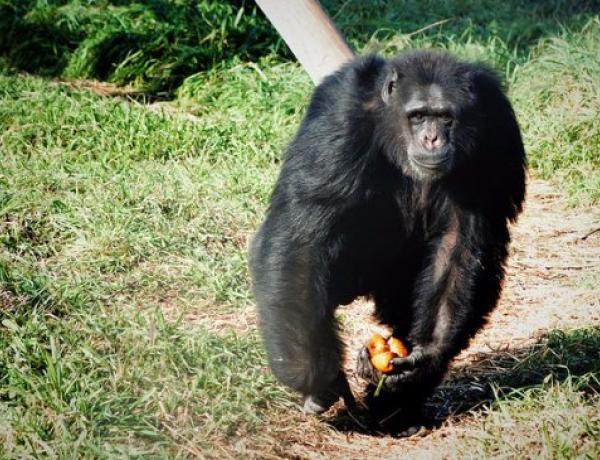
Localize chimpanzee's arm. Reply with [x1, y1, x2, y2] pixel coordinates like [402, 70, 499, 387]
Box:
[250, 217, 355, 413]
[250, 55, 388, 412]
[358, 213, 509, 394]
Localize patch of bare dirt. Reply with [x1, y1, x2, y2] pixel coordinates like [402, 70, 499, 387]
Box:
[256, 179, 599, 459]
[55, 79, 168, 101]
[52, 79, 203, 121]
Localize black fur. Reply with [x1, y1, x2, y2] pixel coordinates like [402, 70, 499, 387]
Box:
[249, 50, 526, 414]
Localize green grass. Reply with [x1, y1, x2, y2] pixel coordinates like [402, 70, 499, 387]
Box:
[0, 64, 301, 456]
[512, 20, 600, 204]
[0, 0, 599, 457]
[0, 309, 285, 456]
[462, 376, 599, 458]
[0, 0, 285, 93]
[326, 0, 598, 79]
[457, 328, 600, 458]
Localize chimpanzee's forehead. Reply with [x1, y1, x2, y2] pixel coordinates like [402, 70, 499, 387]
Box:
[401, 83, 454, 112]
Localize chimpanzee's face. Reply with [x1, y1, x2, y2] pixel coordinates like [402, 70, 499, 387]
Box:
[400, 84, 456, 179]
[382, 69, 469, 181]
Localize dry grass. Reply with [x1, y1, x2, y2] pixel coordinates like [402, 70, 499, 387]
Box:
[250, 179, 600, 459]
[1, 3, 599, 457]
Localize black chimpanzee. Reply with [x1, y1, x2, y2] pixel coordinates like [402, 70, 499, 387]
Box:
[249, 50, 526, 419]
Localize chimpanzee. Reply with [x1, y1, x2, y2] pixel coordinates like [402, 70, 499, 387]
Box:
[249, 50, 526, 419]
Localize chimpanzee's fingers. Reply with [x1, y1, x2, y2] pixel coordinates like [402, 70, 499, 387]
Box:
[356, 346, 378, 382]
[390, 346, 426, 371]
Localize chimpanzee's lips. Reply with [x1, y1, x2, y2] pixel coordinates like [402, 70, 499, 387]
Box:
[410, 156, 450, 170]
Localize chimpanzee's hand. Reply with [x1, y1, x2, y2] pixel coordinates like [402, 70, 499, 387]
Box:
[356, 344, 430, 392]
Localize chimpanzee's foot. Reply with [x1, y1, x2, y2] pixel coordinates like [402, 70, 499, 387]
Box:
[364, 386, 427, 436]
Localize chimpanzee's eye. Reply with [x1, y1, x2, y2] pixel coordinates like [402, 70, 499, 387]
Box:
[441, 114, 454, 126]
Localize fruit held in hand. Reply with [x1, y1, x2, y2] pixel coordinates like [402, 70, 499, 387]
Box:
[371, 351, 396, 373]
[388, 337, 409, 358]
[366, 333, 410, 374]
[367, 333, 388, 356]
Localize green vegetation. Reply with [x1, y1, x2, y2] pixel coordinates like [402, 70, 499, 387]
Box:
[458, 328, 600, 458]
[0, 50, 306, 456]
[0, 0, 598, 457]
[0, 0, 284, 93]
[513, 22, 600, 204]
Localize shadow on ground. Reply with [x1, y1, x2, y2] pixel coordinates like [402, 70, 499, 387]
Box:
[1, 0, 598, 96]
[0, 0, 281, 95]
[324, 0, 600, 55]
[328, 326, 600, 436]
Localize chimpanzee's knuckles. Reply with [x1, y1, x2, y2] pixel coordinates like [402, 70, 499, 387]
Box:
[356, 346, 379, 382]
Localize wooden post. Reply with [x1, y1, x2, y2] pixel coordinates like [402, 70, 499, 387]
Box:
[255, 0, 355, 85]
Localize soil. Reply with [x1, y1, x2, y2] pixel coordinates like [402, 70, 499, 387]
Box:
[267, 179, 600, 459]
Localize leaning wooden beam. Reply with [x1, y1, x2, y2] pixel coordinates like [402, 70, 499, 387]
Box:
[255, 0, 355, 84]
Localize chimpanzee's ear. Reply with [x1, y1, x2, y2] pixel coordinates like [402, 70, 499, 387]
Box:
[381, 67, 398, 104]
[462, 69, 483, 105]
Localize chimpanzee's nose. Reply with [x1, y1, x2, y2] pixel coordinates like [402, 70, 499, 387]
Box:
[424, 132, 439, 150]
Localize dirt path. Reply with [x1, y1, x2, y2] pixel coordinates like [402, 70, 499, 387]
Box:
[271, 179, 600, 459]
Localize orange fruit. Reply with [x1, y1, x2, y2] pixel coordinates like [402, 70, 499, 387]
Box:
[387, 337, 409, 358]
[371, 351, 396, 373]
[367, 333, 389, 356]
